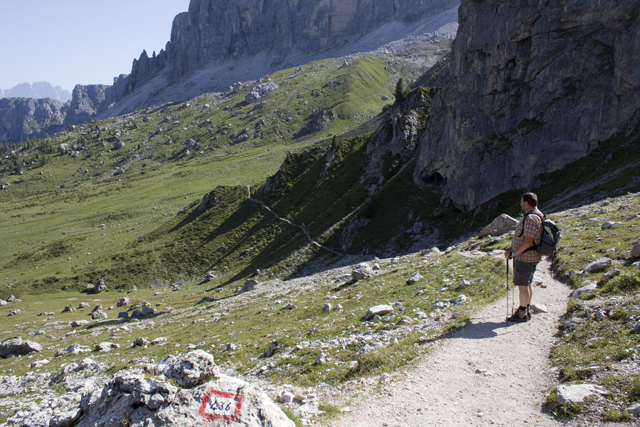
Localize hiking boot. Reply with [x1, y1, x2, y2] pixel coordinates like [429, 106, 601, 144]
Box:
[527, 305, 532, 320]
[507, 308, 528, 323]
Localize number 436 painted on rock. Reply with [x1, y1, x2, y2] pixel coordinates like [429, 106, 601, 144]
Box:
[198, 389, 245, 422]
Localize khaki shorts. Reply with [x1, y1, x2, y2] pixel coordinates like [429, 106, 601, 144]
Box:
[513, 260, 538, 287]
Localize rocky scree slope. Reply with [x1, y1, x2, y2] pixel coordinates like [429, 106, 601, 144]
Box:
[414, 0, 640, 210]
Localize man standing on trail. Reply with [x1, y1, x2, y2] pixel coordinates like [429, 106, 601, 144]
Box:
[504, 192, 544, 322]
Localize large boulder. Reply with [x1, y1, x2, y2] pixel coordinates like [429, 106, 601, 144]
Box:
[582, 258, 613, 273]
[478, 214, 518, 237]
[555, 384, 607, 404]
[571, 281, 599, 299]
[364, 304, 394, 320]
[87, 278, 108, 294]
[75, 351, 294, 427]
[352, 263, 375, 281]
[0, 338, 42, 358]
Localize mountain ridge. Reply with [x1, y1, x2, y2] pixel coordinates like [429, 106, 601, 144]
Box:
[0, 82, 71, 103]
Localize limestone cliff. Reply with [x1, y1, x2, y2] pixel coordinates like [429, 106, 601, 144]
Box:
[414, 0, 640, 210]
[124, 0, 459, 95]
[0, 98, 67, 143]
[0, 76, 129, 143]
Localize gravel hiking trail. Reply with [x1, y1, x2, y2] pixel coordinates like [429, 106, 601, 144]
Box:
[329, 259, 570, 427]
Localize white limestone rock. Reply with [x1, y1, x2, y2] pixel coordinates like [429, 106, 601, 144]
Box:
[364, 304, 393, 320]
[571, 281, 599, 299]
[478, 214, 518, 237]
[555, 384, 607, 404]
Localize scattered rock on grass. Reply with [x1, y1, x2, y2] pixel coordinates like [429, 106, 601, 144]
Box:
[132, 337, 149, 348]
[555, 384, 607, 404]
[571, 281, 598, 298]
[95, 342, 120, 352]
[71, 320, 89, 327]
[117, 297, 129, 307]
[364, 304, 393, 320]
[0, 338, 42, 358]
[55, 343, 90, 357]
[582, 257, 612, 273]
[352, 263, 375, 281]
[265, 342, 284, 358]
[86, 279, 108, 294]
[627, 403, 640, 417]
[406, 273, 423, 285]
[600, 269, 621, 284]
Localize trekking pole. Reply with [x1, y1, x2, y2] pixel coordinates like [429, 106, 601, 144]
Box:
[506, 258, 509, 324]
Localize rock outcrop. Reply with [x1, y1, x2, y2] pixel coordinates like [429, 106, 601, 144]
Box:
[0, 76, 128, 143]
[72, 350, 294, 427]
[414, 0, 640, 210]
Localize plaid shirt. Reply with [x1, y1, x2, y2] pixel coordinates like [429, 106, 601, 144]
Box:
[512, 208, 543, 263]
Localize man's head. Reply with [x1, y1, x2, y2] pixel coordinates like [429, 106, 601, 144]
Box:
[521, 192, 538, 212]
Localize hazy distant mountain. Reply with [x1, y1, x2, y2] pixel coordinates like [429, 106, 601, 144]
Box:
[0, 82, 72, 102]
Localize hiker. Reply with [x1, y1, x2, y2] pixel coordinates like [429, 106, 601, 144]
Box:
[504, 192, 544, 322]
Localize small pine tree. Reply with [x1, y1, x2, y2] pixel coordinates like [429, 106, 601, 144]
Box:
[395, 78, 406, 102]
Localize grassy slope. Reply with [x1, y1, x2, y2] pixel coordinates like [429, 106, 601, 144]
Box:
[0, 53, 430, 297]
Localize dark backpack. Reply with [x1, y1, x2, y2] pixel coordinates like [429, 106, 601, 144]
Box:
[520, 211, 561, 256]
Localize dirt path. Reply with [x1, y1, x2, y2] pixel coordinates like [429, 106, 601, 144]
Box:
[329, 258, 570, 427]
[247, 186, 342, 255]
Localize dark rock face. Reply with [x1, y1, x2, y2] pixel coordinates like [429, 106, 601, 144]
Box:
[414, 0, 640, 210]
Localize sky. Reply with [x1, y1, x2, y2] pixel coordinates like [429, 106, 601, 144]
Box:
[0, 0, 191, 92]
